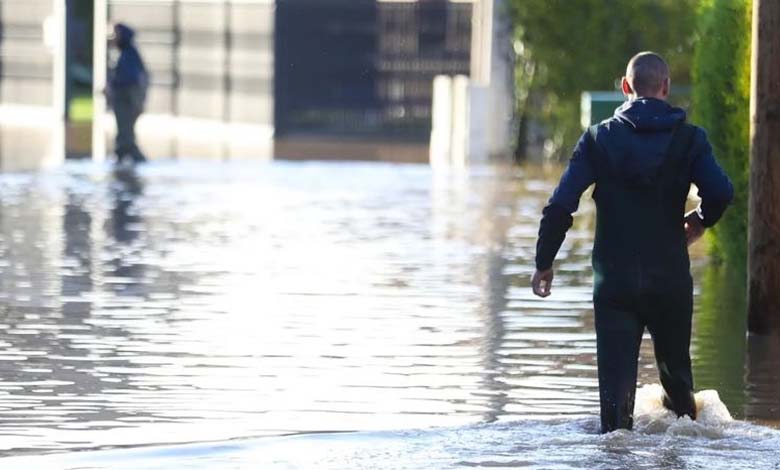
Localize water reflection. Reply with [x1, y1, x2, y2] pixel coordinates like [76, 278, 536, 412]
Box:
[110, 168, 144, 245]
[745, 334, 780, 426]
[62, 188, 94, 318]
[432, 169, 517, 423]
[692, 264, 748, 418]
[0, 161, 776, 462]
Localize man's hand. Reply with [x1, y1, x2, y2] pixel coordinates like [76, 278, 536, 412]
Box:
[532, 268, 554, 298]
[684, 211, 705, 246]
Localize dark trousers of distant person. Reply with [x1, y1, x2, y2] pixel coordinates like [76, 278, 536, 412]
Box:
[113, 84, 147, 164]
[594, 270, 697, 432]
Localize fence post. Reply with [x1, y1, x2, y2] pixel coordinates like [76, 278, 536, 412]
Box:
[92, 0, 108, 162]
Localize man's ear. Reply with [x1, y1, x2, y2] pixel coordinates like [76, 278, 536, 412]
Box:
[621, 77, 633, 98]
[661, 78, 670, 98]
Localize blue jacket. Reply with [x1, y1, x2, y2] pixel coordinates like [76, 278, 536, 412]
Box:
[110, 24, 148, 89]
[535, 97, 734, 270]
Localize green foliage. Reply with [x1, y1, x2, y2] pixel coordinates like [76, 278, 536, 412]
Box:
[508, 0, 698, 159]
[690, 0, 751, 265]
[69, 94, 93, 123]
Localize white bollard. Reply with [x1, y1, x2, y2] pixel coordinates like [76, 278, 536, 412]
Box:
[430, 75, 453, 169]
[468, 83, 489, 164]
[450, 75, 470, 170]
[0, 0, 66, 172]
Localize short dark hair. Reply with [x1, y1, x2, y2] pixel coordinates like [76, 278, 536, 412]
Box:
[626, 52, 669, 96]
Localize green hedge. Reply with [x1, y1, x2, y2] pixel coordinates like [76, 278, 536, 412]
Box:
[691, 0, 751, 265]
[508, 0, 698, 160]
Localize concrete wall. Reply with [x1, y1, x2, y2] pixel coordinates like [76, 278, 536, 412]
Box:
[469, 0, 514, 162]
[485, 0, 514, 159]
[96, 0, 274, 161]
[0, 0, 65, 172]
[430, 0, 515, 167]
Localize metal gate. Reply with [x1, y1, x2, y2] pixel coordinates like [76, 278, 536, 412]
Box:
[275, 0, 471, 140]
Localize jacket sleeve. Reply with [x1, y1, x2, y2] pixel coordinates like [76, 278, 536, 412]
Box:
[535, 131, 596, 270]
[690, 128, 734, 227]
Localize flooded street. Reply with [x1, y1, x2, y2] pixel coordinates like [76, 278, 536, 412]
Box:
[0, 161, 777, 469]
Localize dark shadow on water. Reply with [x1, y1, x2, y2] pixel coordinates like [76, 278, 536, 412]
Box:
[745, 334, 780, 426]
[693, 263, 748, 418]
[62, 187, 93, 319]
[111, 167, 144, 244]
[108, 167, 148, 299]
[693, 262, 780, 425]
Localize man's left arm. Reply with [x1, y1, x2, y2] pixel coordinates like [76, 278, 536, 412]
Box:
[533, 131, 596, 297]
[684, 128, 734, 245]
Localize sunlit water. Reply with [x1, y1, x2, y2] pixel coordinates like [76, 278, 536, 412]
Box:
[0, 161, 777, 469]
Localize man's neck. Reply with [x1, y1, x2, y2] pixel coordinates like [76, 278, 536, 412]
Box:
[631, 96, 667, 103]
[633, 92, 667, 101]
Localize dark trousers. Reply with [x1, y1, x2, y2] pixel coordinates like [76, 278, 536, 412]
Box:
[594, 273, 696, 433]
[113, 85, 147, 163]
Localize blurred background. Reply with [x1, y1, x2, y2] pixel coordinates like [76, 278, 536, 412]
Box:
[0, 0, 706, 167]
[0, 0, 515, 167]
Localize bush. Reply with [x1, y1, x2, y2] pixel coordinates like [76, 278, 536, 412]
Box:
[690, 0, 751, 265]
[508, 0, 698, 160]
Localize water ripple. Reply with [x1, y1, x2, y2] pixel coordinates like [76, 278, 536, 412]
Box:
[0, 161, 775, 463]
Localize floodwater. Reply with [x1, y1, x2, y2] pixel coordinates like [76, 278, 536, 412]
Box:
[0, 161, 777, 469]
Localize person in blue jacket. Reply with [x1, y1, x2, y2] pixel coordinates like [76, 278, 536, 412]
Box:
[531, 52, 734, 433]
[108, 23, 148, 164]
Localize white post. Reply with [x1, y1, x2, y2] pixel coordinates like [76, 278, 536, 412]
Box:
[468, 82, 488, 163]
[470, 0, 515, 161]
[451, 74, 470, 170]
[50, 0, 67, 167]
[470, 0, 493, 86]
[92, 0, 108, 162]
[430, 75, 453, 169]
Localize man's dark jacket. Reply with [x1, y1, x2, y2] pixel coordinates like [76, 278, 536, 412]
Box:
[535, 97, 734, 271]
[110, 24, 147, 89]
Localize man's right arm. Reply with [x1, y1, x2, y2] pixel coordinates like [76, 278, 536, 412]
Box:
[690, 129, 734, 227]
[535, 131, 596, 271]
[532, 131, 596, 297]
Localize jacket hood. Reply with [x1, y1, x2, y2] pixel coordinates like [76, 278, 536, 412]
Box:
[613, 97, 686, 132]
[115, 23, 135, 48]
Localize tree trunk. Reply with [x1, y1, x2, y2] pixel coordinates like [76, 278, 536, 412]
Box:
[748, 0, 780, 335]
[513, 111, 528, 162]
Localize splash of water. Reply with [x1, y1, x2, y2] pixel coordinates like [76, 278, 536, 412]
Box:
[633, 384, 733, 437]
[2, 389, 779, 470]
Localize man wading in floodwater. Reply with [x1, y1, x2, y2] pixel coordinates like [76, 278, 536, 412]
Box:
[531, 52, 734, 433]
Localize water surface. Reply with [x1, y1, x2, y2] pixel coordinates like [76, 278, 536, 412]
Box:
[0, 161, 777, 468]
